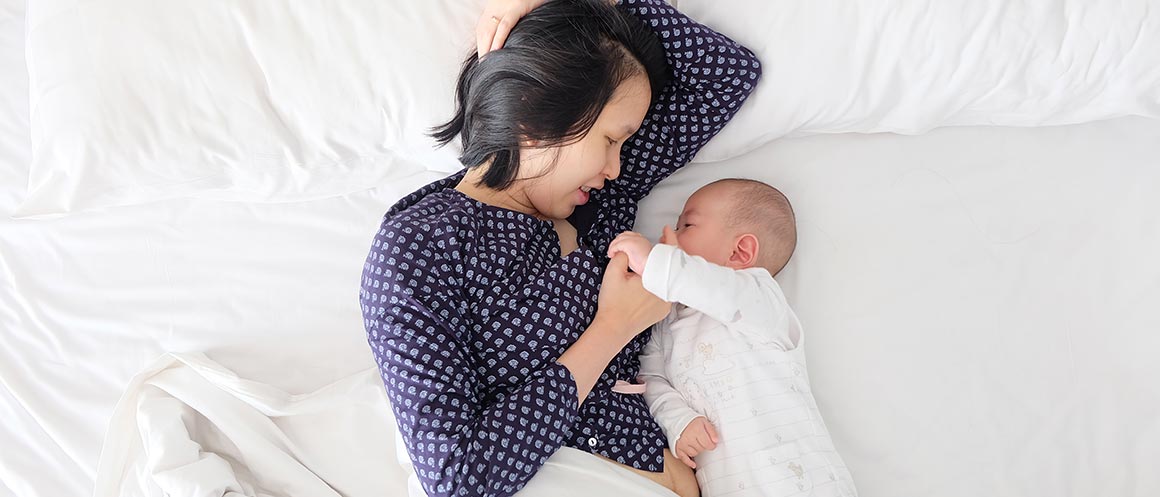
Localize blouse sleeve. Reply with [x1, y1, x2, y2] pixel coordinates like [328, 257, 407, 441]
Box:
[612, 0, 763, 203]
[360, 220, 581, 497]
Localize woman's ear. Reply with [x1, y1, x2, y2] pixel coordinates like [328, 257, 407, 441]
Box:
[728, 233, 760, 269]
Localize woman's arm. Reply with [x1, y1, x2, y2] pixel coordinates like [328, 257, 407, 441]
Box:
[364, 277, 580, 497]
[361, 219, 579, 497]
[561, 253, 671, 402]
[611, 0, 763, 202]
[362, 224, 667, 496]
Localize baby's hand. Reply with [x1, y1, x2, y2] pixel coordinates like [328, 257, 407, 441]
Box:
[674, 416, 719, 469]
[608, 231, 653, 274]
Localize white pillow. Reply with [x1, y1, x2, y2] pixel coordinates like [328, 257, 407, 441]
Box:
[19, 0, 481, 218]
[680, 0, 1160, 162]
[22, 0, 1160, 217]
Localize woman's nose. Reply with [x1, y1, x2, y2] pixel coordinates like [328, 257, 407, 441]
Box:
[605, 153, 621, 181]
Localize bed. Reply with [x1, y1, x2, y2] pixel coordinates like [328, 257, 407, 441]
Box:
[1, 0, 1158, 496]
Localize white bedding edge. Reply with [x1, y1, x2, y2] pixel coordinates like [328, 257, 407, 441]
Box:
[94, 353, 682, 497]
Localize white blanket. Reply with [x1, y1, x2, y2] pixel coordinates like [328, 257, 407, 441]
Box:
[93, 353, 406, 497]
[94, 354, 679, 497]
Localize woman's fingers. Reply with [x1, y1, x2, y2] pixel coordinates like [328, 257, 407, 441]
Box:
[489, 15, 517, 53]
[476, 13, 499, 57]
[607, 252, 630, 276]
[476, 0, 544, 57]
[597, 250, 667, 336]
[676, 449, 697, 469]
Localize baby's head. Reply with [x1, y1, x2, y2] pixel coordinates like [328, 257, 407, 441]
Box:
[670, 178, 797, 276]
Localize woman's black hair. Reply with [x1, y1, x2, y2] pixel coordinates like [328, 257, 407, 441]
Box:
[430, 0, 669, 190]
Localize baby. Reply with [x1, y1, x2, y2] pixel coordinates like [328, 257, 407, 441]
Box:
[608, 178, 858, 497]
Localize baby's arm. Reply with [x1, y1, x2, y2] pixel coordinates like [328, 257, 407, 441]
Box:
[638, 330, 706, 457]
[641, 244, 794, 347]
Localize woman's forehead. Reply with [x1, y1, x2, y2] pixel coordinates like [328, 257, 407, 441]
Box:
[599, 76, 651, 128]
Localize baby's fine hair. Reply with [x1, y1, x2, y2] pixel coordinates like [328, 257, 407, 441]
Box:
[706, 178, 797, 276]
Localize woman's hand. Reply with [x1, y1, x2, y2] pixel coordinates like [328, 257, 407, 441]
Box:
[595, 253, 670, 339]
[476, 0, 545, 57]
[558, 253, 668, 405]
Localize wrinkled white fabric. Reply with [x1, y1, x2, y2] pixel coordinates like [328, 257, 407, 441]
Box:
[93, 354, 680, 497]
[93, 353, 406, 497]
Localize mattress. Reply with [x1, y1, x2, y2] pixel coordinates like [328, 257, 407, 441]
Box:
[3, 1, 1159, 496]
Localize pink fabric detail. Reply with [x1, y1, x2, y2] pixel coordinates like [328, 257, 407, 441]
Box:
[611, 380, 647, 394]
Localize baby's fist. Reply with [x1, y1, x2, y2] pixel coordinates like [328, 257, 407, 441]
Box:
[607, 231, 653, 274]
[674, 416, 719, 469]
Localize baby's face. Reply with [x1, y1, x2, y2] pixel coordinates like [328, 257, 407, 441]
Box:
[671, 185, 738, 267]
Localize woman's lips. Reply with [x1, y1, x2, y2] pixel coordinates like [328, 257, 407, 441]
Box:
[576, 187, 590, 205]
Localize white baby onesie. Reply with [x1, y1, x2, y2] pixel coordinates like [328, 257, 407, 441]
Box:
[638, 244, 858, 497]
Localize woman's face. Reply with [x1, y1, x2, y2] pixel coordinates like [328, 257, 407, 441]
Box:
[518, 73, 652, 221]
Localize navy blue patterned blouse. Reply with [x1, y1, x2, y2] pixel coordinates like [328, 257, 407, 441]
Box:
[360, 1, 760, 495]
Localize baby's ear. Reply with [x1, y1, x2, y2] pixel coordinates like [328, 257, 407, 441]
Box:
[729, 233, 760, 269]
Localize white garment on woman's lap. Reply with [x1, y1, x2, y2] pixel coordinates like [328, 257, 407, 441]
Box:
[514, 447, 678, 497]
[638, 244, 858, 497]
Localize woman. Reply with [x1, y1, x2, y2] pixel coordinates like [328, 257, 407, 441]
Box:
[359, 0, 761, 495]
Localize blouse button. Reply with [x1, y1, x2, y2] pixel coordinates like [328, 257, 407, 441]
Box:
[588, 437, 598, 447]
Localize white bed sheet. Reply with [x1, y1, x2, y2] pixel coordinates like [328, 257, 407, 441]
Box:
[4, 116, 1158, 497]
[0, 0, 27, 216]
[1, 2, 36, 494]
[636, 117, 1160, 496]
[3, 2, 1159, 496]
